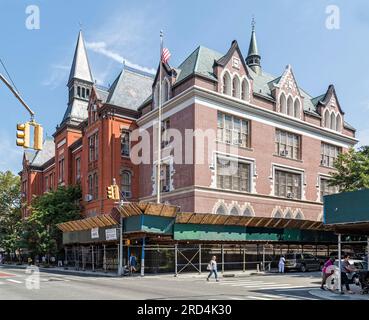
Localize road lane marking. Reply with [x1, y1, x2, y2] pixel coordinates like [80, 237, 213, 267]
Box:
[229, 297, 244, 300]
[6, 279, 22, 284]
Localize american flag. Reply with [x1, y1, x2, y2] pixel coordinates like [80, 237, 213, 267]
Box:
[161, 48, 171, 64]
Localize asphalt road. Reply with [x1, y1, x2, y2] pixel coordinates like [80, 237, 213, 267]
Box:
[0, 266, 324, 300]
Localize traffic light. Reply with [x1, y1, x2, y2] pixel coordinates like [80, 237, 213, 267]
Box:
[107, 185, 114, 199]
[16, 122, 30, 148]
[33, 123, 43, 151]
[113, 185, 120, 200]
[107, 184, 120, 200]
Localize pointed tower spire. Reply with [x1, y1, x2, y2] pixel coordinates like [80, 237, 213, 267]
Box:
[68, 31, 93, 84]
[61, 31, 94, 126]
[246, 17, 262, 74]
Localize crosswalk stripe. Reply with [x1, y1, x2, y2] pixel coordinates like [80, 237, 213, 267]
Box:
[6, 279, 22, 284]
[246, 296, 271, 300]
[229, 297, 244, 300]
[259, 294, 288, 299]
[230, 282, 277, 287]
[281, 294, 317, 301]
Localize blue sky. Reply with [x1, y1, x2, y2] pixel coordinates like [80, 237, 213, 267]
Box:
[1, 0, 369, 174]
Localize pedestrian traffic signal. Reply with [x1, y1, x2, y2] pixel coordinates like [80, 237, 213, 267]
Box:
[16, 122, 30, 148]
[33, 123, 43, 151]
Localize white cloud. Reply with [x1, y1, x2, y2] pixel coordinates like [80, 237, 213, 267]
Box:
[357, 128, 369, 147]
[86, 41, 155, 75]
[0, 131, 23, 174]
[42, 64, 70, 89]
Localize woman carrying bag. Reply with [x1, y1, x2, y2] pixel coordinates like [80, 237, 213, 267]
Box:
[206, 256, 219, 282]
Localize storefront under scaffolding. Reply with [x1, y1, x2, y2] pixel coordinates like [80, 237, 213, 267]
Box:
[57, 202, 350, 275]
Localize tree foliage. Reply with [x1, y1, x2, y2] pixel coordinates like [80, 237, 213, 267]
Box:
[0, 171, 22, 254]
[23, 185, 82, 257]
[330, 146, 369, 192]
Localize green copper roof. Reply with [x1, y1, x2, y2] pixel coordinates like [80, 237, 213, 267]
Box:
[176, 46, 223, 83]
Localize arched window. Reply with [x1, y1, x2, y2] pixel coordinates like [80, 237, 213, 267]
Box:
[273, 210, 283, 218]
[121, 170, 132, 199]
[232, 75, 240, 98]
[284, 210, 293, 219]
[336, 114, 342, 132]
[216, 204, 227, 215]
[243, 207, 253, 217]
[294, 99, 301, 119]
[330, 113, 336, 131]
[162, 79, 170, 103]
[241, 79, 249, 101]
[287, 96, 294, 116]
[222, 72, 231, 95]
[230, 206, 239, 216]
[324, 110, 330, 128]
[280, 93, 287, 114]
[153, 85, 159, 108]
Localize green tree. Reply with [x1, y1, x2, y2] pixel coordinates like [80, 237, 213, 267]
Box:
[24, 185, 82, 260]
[0, 171, 22, 256]
[330, 146, 369, 192]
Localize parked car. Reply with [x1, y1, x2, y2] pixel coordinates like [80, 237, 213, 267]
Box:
[284, 253, 321, 272]
[334, 259, 368, 284]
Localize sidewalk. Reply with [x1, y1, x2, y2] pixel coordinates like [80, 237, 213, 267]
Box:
[309, 287, 369, 300]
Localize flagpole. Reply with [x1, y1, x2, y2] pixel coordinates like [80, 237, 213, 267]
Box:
[157, 30, 163, 204]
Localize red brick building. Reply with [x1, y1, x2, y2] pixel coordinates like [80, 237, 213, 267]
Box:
[20, 27, 357, 223]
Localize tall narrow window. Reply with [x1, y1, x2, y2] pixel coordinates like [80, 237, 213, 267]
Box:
[275, 129, 301, 160]
[222, 72, 231, 95]
[287, 96, 294, 116]
[58, 158, 65, 183]
[241, 79, 249, 100]
[280, 93, 287, 114]
[121, 170, 132, 199]
[121, 131, 130, 157]
[88, 175, 93, 198]
[160, 164, 171, 192]
[232, 76, 240, 98]
[45, 176, 49, 192]
[93, 173, 98, 200]
[274, 170, 302, 199]
[76, 157, 81, 182]
[162, 119, 170, 148]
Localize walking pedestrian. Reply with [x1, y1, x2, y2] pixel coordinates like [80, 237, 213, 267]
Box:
[129, 253, 137, 274]
[206, 256, 219, 282]
[278, 255, 285, 273]
[321, 255, 335, 290]
[341, 255, 356, 294]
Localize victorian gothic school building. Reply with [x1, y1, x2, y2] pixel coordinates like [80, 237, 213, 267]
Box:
[20, 27, 357, 273]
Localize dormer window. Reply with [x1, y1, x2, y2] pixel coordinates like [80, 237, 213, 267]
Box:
[323, 109, 342, 132]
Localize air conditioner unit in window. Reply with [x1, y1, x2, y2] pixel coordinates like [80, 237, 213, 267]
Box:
[286, 192, 294, 199]
[122, 191, 131, 199]
[280, 150, 289, 157]
[85, 194, 93, 202]
[162, 185, 170, 192]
